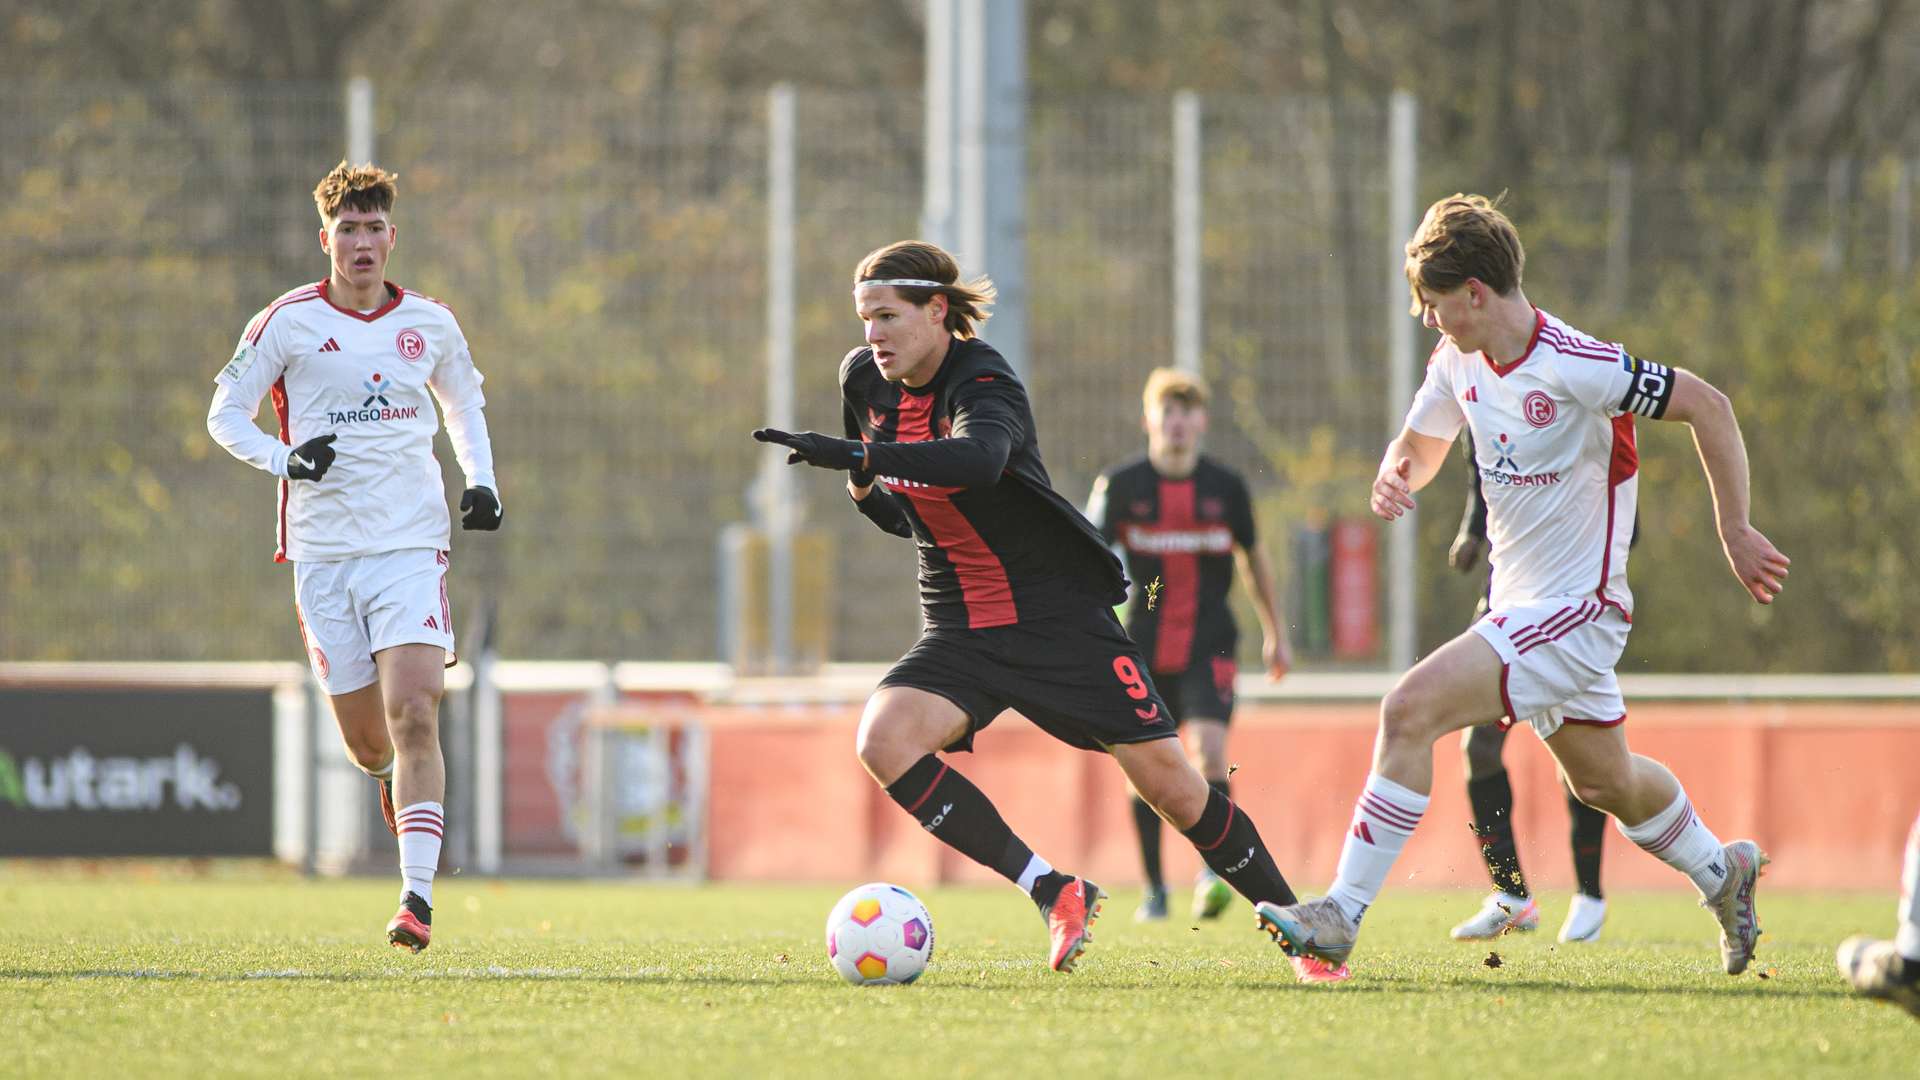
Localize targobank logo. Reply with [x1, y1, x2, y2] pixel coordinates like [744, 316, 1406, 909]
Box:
[0, 744, 244, 812]
[1481, 432, 1563, 488]
[326, 371, 420, 425]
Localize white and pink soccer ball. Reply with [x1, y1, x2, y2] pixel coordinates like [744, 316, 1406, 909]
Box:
[824, 883, 934, 986]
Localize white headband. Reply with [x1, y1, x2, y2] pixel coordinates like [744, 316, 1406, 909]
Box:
[855, 278, 947, 290]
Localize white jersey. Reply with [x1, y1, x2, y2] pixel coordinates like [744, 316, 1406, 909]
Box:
[207, 280, 497, 562]
[1405, 308, 1672, 619]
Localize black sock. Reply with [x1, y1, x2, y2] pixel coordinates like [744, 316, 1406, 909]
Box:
[1179, 787, 1296, 906]
[1467, 770, 1529, 898]
[1131, 795, 1165, 892]
[1567, 785, 1607, 899]
[884, 755, 1034, 884]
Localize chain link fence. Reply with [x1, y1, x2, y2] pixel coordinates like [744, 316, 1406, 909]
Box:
[4, 81, 1914, 666]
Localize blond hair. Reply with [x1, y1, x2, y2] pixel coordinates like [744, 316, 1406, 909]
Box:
[854, 240, 995, 339]
[1142, 366, 1210, 412]
[313, 160, 398, 223]
[1404, 192, 1525, 314]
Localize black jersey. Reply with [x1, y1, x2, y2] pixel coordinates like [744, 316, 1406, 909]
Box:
[841, 338, 1127, 630]
[1088, 454, 1257, 674]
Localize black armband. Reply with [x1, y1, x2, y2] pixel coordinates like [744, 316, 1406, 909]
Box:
[1619, 355, 1675, 418]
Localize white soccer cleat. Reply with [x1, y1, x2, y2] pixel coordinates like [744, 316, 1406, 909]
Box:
[1256, 896, 1358, 966]
[1558, 893, 1607, 944]
[1702, 840, 1768, 975]
[1449, 892, 1540, 941]
[1836, 935, 1920, 1020]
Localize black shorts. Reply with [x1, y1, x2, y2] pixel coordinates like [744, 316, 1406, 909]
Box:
[1154, 656, 1238, 726]
[878, 606, 1179, 753]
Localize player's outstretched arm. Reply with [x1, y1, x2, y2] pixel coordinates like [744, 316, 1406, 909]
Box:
[1661, 369, 1790, 604]
[1370, 426, 1452, 522]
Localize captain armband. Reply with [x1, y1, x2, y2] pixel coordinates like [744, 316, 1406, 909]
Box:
[1618, 355, 1674, 418]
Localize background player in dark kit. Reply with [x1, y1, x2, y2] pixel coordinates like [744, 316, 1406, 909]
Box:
[752, 240, 1344, 982]
[1087, 367, 1292, 924]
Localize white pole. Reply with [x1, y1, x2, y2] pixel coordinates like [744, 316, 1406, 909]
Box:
[1604, 157, 1631, 311]
[1173, 90, 1202, 375]
[1386, 91, 1418, 672]
[921, 0, 958, 249]
[764, 84, 798, 674]
[346, 76, 374, 162]
[472, 645, 503, 874]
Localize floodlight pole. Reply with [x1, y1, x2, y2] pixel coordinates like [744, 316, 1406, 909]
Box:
[1173, 91, 1202, 375]
[347, 76, 374, 162]
[1385, 92, 1418, 673]
[924, 0, 1027, 379]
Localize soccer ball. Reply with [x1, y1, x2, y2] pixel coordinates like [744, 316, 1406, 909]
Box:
[824, 882, 934, 986]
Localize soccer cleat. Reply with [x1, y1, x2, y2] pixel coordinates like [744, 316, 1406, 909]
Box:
[1449, 892, 1540, 940]
[1701, 840, 1768, 975]
[1290, 954, 1353, 984]
[1134, 885, 1168, 923]
[1558, 893, 1607, 944]
[1192, 868, 1234, 920]
[1835, 936, 1920, 1020]
[377, 777, 398, 837]
[1041, 877, 1103, 973]
[387, 891, 433, 953]
[1256, 896, 1358, 966]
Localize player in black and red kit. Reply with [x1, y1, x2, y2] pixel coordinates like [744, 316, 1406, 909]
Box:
[752, 240, 1340, 982]
[1087, 368, 1295, 927]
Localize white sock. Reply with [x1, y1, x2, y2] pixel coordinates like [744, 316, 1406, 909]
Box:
[396, 801, 444, 907]
[1898, 810, 1920, 962]
[1617, 789, 1726, 898]
[1326, 774, 1429, 925]
[1016, 853, 1053, 895]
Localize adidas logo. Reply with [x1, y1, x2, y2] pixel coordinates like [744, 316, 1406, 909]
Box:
[1463, 385, 1479, 403]
[423, 615, 439, 630]
[318, 338, 342, 353]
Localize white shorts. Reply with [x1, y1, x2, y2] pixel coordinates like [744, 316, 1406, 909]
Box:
[1470, 595, 1628, 739]
[294, 548, 454, 695]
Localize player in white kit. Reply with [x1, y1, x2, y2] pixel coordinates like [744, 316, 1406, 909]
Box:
[1836, 808, 1920, 1019]
[207, 162, 501, 952]
[1257, 194, 1791, 976]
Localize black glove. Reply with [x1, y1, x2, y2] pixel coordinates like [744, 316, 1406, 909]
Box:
[285, 433, 337, 481]
[752, 428, 867, 472]
[461, 486, 503, 530]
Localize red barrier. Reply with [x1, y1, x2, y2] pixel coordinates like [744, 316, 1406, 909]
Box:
[691, 700, 1920, 891]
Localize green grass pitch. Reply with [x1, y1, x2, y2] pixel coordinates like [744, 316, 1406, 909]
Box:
[1, 873, 1912, 1078]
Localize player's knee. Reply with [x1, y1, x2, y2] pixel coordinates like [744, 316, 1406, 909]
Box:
[341, 737, 391, 774]
[855, 709, 923, 784]
[1379, 686, 1440, 746]
[386, 693, 440, 751]
[1566, 773, 1625, 814]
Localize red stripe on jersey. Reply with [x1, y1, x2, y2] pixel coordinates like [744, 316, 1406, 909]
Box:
[272, 375, 292, 563]
[1538, 325, 1620, 363]
[909, 494, 1018, 628]
[893, 390, 1016, 627]
[317, 279, 407, 322]
[1484, 309, 1545, 378]
[1597, 414, 1637, 619]
[246, 287, 323, 345]
[1151, 478, 1199, 672]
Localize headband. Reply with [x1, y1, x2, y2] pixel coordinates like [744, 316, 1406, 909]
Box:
[855, 278, 947, 290]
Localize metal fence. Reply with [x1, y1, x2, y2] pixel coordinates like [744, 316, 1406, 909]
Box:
[3, 81, 1915, 667]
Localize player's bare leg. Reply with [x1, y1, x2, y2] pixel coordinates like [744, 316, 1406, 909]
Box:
[1116, 737, 1346, 982]
[1182, 718, 1237, 920]
[327, 682, 398, 835]
[857, 687, 1099, 972]
[376, 643, 447, 953]
[1547, 722, 1766, 973]
[1260, 632, 1502, 966]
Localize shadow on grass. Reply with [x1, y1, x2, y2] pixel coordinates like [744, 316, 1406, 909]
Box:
[0, 967, 1851, 999]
